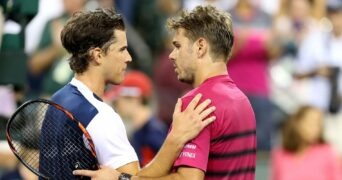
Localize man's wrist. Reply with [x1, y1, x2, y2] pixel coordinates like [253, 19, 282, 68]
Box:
[166, 132, 186, 150]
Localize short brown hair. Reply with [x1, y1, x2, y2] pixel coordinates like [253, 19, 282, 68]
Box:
[167, 5, 234, 61]
[61, 8, 125, 73]
[281, 106, 325, 152]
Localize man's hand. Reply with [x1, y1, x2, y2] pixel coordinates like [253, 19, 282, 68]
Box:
[73, 166, 119, 180]
[170, 93, 216, 144]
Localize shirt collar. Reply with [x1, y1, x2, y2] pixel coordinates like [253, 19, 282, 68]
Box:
[69, 78, 103, 102]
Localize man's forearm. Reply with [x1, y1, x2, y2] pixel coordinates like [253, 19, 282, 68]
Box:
[29, 45, 62, 75]
[132, 173, 180, 180]
[137, 132, 185, 177]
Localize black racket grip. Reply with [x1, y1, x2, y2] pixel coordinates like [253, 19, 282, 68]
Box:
[73, 162, 91, 180]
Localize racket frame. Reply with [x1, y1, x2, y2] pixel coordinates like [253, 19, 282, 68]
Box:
[6, 99, 98, 179]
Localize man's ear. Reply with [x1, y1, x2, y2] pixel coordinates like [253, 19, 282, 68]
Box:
[196, 38, 207, 58]
[90, 47, 103, 64]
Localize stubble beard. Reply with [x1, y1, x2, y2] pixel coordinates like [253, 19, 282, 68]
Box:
[179, 73, 194, 85]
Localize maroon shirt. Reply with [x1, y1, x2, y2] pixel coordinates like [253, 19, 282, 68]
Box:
[173, 74, 256, 180]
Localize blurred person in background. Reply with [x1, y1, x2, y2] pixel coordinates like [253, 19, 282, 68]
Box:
[27, 0, 86, 98]
[293, 0, 342, 156]
[104, 70, 167, 167]
[269, 0, 326, 127]
[153, 0, 191, 126]
[25, 0, 64, 55]
[0, 87, 17, 176]
[274, 0, 326, 57]
[183, 0, 236, 11]
[130, 0, 166, 61]
[294, 0, 342, 110]
[0, 162, 37, 180]
[271, 106, 342, 180]
[227, 0, 280, 151]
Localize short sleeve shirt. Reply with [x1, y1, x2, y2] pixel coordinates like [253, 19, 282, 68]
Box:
[52, 78, 138, 168]
[173, 75, 256, 180]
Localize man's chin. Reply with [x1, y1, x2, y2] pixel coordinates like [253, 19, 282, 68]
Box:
[106, 80, 121, 85]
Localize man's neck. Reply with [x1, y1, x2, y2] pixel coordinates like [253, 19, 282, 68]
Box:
[74, 72, 106, 98]
[193, 61, 228, 87]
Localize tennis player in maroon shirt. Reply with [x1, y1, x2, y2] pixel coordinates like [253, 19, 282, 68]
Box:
[167, 5, 257, 180]
[74, 5, 256, 180]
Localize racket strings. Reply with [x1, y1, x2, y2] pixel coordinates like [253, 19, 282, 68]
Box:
[9, 102, 46, 170]
[8, 101, 97, 179]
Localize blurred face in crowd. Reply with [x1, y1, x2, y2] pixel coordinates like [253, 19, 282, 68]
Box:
[297, 108, 323, 145]
[169, 28, 197, 85]
[289, 0, 311, 21]
[113, 96, 141, 120]
[63, 0, 86, 15]
[329, 10, 342, 35]
[102, 30, 132, 84]
[98, 0, 115, 8]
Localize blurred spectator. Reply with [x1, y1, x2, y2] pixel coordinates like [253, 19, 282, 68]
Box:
[0, 86, 16, 143]
[269, 0, 326, 123]
[104, 70, 167, 167]
[0, 162, 37, 180]
[0, 142, 16, 171]
[183, 0, 237, 11]
[0, 140, 39, 179]
[271, 106, 342, 180]
[25, 0, 63, 54]
[227, 0, 279, 151]
[115, 0, 136, 24]
[294, 0, 342, 112]
[27, 0, 86, 98]
[131, 0, 164, 59]
[0, 86, 16, 118]
[131, 0, 182, 63]
[183, 0, 280, 15]
[0, 5, 4, 48]
[316, 0, 342, 157]
[153, 0, 191, 125]
[274, 0, 326, 57]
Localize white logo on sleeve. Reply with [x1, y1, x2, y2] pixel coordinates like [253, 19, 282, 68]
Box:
[184, 144, 197, 149]
[180, 152, 196, 158]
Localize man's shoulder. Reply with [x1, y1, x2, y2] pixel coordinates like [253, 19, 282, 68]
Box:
[51, 84, 101, 127]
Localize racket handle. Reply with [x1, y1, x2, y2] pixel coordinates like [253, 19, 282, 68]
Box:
[73, 162, 91, 180]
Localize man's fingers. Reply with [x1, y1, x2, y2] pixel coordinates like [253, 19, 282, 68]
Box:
[194, 99, 212, 113]
[187, 94, 202, 110]
[174, 98, 182, 114]
[199, 106, 216, 119]
[73, 170, 95, 177]
[201, 116, 216, 129]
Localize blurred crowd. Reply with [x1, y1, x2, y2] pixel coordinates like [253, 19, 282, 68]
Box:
[1, 0, 342, 179]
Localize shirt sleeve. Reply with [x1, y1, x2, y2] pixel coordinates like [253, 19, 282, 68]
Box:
[296, 31, 325, 73]
[270, 149, 281, 180]
[86, 109, 138, 169]
[173, 96, 211, 172]
[326, 146, 342, 180]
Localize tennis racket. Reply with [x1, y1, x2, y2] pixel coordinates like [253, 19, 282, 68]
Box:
[6, 99, 98, 179]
